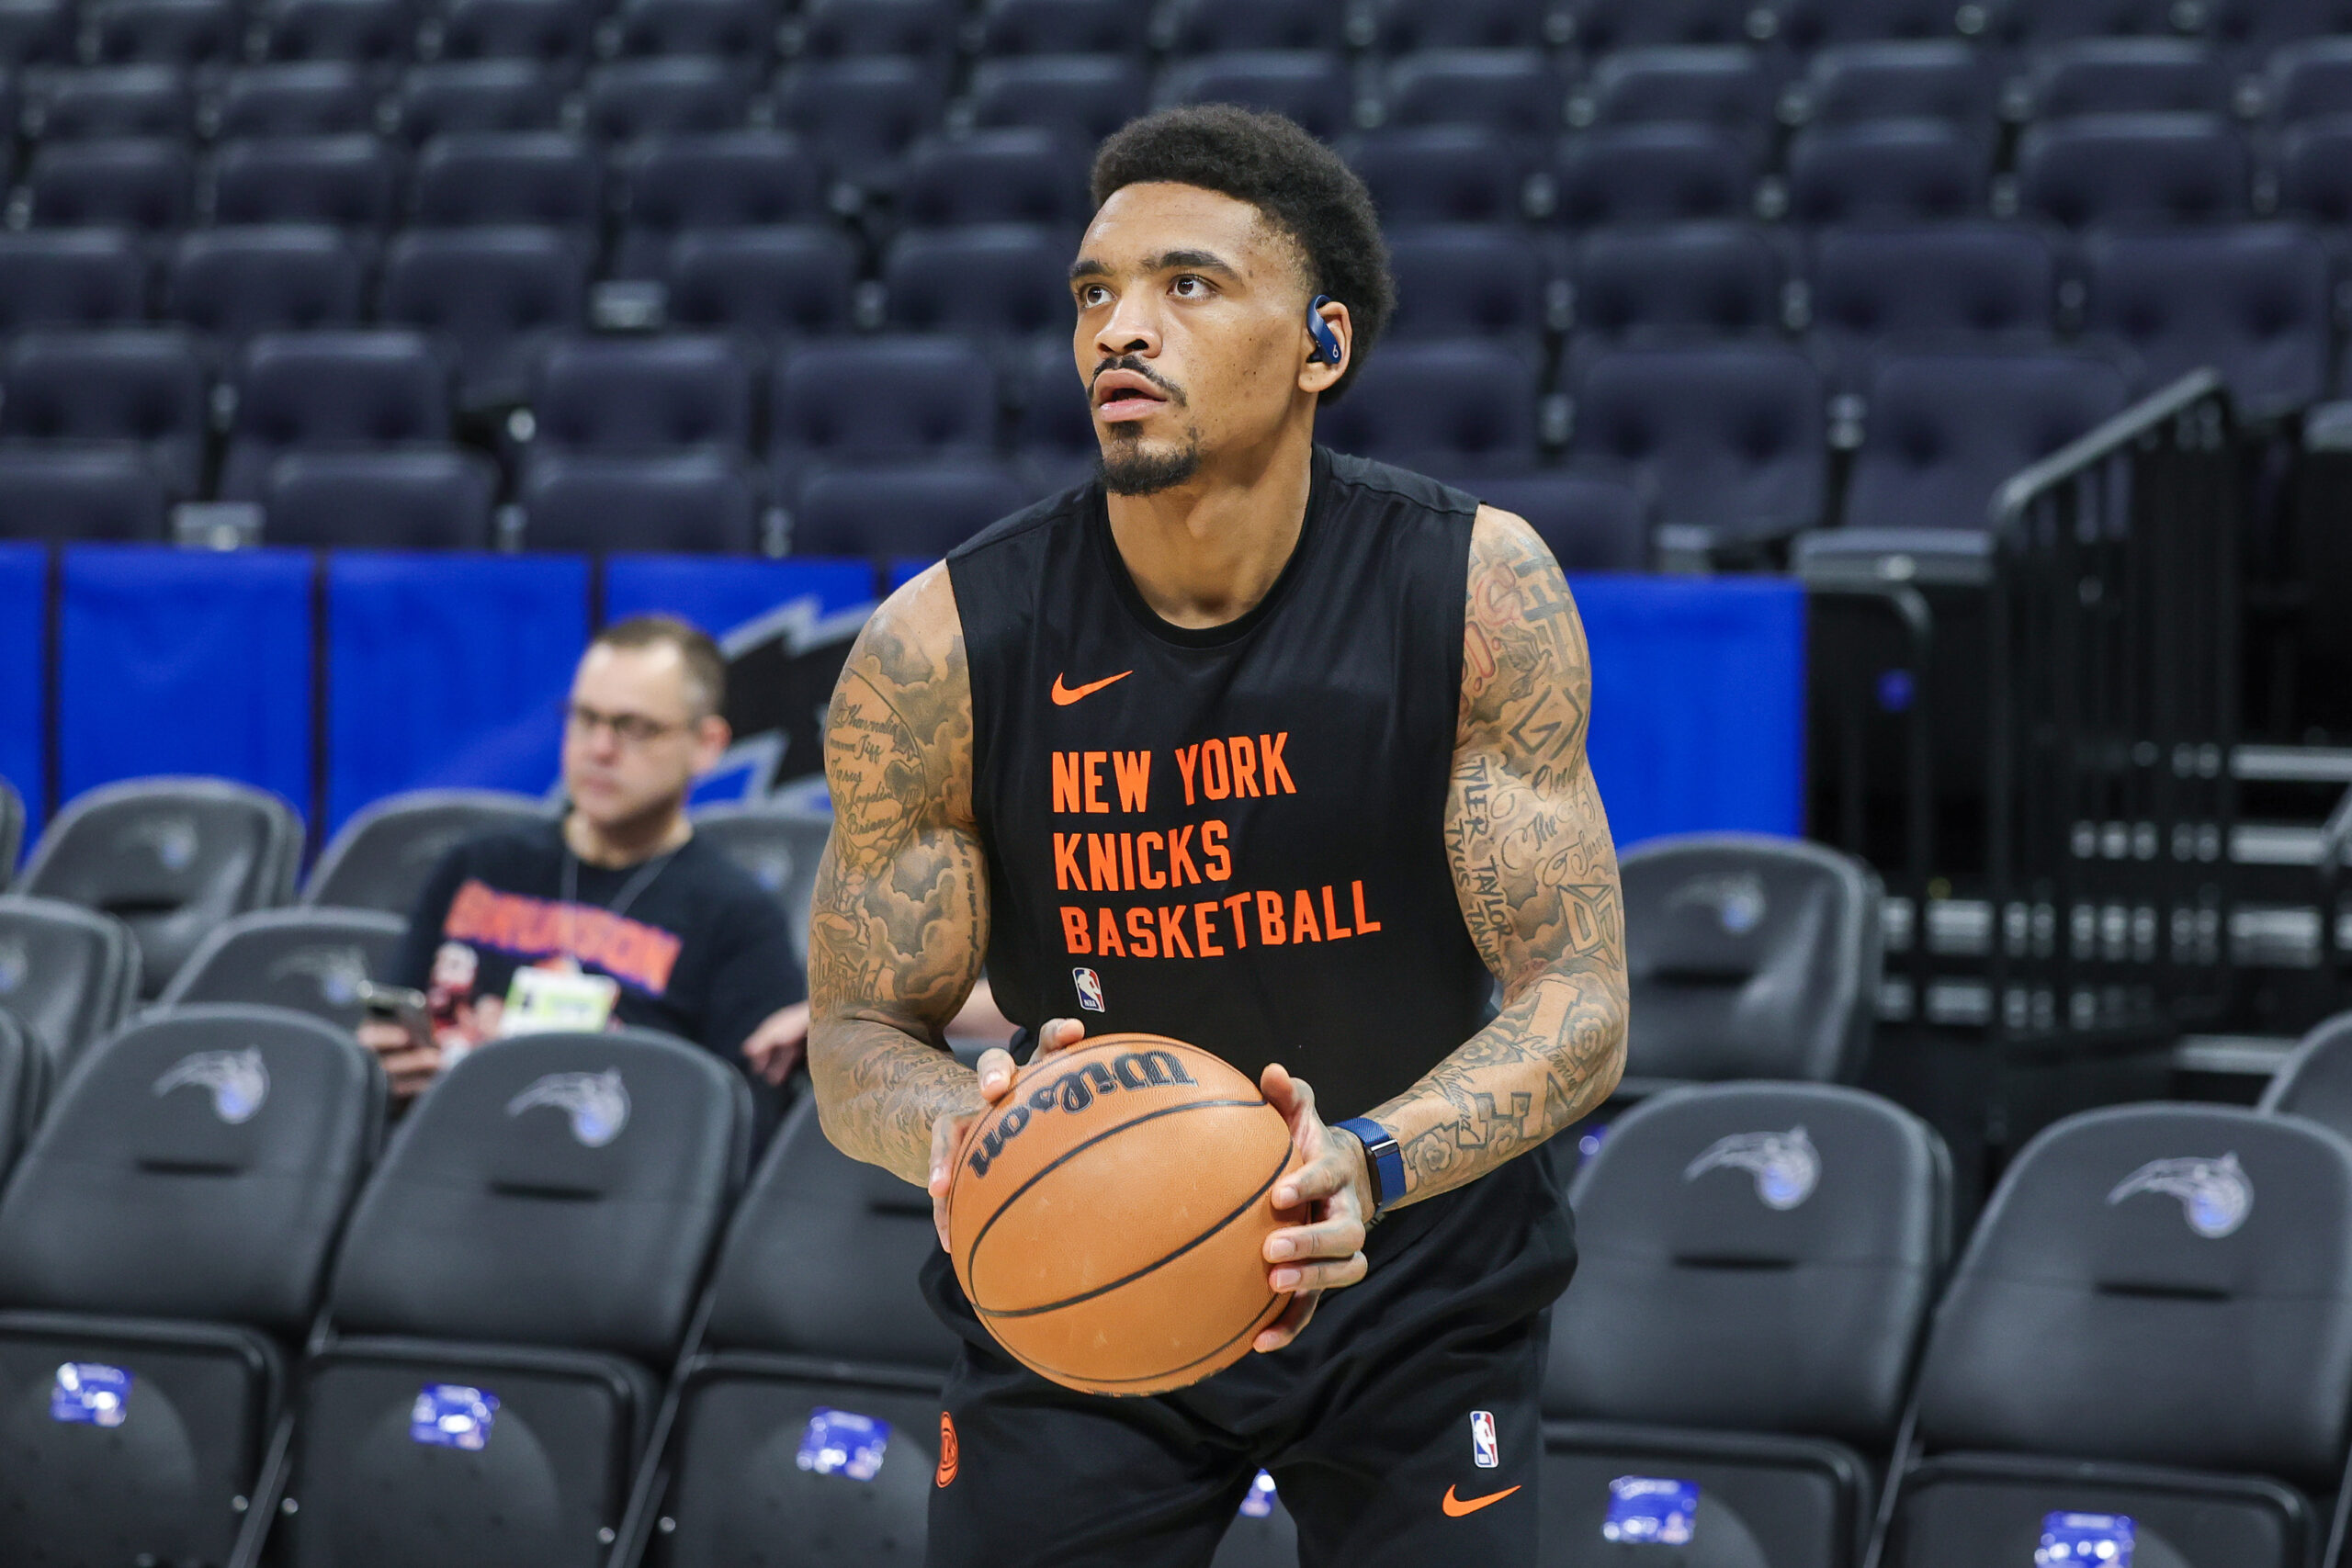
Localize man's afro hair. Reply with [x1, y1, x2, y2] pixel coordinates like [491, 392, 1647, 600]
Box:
[1091, 105, 1393, 402]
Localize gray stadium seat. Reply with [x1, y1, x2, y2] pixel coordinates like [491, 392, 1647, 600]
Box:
[1797, 41, 1998, 124]
[303, 788, 549, 913]
[1544, 1082, 1951, 1568]
[0, 1005, 382, 1568]
[165, 224, 367, 343]
[2257, 1009, 2352, 1134]
[0, 328, 208, 499]
[219, 328, 456, 502]
[1472, 473, 1648, 573]
[0, 775, 17, 886]
[2080, 224, 2333, 419]
[0, 895, 141, 1075]
[276, 1030, 747, 1565]
[2015, 112, 2249, 227]
[689, 802, 829, 965]
[18, 778, 303, 999]
[1807, 224, 2059, 393]
[155, 908, 409, 1032]
[0, 447, 167, 542]
[1883, 1104, 2352, 1568]
[0, 230, 147, 333]
[523, 449, 762, 554]
[263, 446, 501, 549]
[1617, 834, 1884, 1091]
[0, 1007, 41, 1185]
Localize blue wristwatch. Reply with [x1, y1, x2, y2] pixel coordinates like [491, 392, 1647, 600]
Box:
[1333, 1116, 1404, 1224]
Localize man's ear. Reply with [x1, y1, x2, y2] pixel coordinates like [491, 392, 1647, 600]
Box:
[1299, 297, 1351, 394]
[691, 714, 732, 774]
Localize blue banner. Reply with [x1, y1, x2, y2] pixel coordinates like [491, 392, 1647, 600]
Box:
[58, 546, 312, 810]
[325, 553, 590, 834]
[0, 544, 44, 838]
[1571, 576, 1806, 850]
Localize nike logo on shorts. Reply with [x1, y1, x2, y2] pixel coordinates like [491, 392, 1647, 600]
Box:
[1441, 1483, 1521, 1517]
[1052, 671, 1132, 705]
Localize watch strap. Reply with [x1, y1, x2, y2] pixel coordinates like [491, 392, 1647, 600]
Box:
[1333, 1116, 1404, 1219]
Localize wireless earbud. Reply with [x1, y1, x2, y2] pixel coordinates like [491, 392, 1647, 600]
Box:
[1306, 295, 1344, 366]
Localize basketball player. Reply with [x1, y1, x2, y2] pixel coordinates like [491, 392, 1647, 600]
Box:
[808, 105, 1629, 1565]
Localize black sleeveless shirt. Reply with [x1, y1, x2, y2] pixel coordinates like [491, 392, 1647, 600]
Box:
[946, 446, 1493, 1122]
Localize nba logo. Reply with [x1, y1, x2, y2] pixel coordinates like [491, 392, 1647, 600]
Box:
[1072, 967, 1105, 1012]
[1470, 1411, 1498, 1469]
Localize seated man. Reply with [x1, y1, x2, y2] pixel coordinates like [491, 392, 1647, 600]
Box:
[359, 615, 808, 1122]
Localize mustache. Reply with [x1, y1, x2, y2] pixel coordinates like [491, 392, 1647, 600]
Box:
[1090, 355, 1186, 406]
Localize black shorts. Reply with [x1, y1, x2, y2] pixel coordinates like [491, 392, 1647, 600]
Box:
[923, 1154, 1577, 1568]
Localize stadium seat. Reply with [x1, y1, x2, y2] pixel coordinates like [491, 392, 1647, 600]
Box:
[763, 342, 987, 473]
[1775, 0, 1979, 49]
[613, 130, 826, 275]
[0, 329, 206, 498]
[19, 778, 302, 998]
[379, 225, 589, 408]
[165, 224, 366, 340]
[302, 787, 549, 911]
[275, 1030, 746, 1565]
[1786, 119, 1992, 223]
[771, 56, 939, 197]
[0, 895, 138, 1072]
[1472, 472, 1648, 572]
[219, 329, 452, 501]
[411, 129, 599, 227]
[25, 137, 191, 231]
[1571, 222, 1784, 340]
[2279, 117, 2352, 226]
[2029, 38, 2232, 118]
[524, 449, 760, 552]
[28, 62, 192, 138]
[0, 1007, 38, 1182]
[1568, 344, 1828, 548]
[1155, 51, 1357, 141]
[1544, 1082, 1951, 1567]
[2210, 0, 2352, 60]
[212, 61, 377, 135]
[0, 230, 147, 333]
[966, 55, 1148, 147]
[1615, 834, 1883, 1088]
[529, 333, 754, 456]
[2266, 37, 2352, 122]
[882, 224, 1074, 340]
[1384, 226, 1550, 340]
[1552, 125, 1760, 226]
[0, 775, 17, 886]
[1378, 48, 1566, 139]
[1799, 39, 1997, 124]
[394, 59, 562, 142]
[627, 1094, 956, 1565]
[663, 225, 860, 341]
[791, 462, 1034, 558]
[794, 0, 959, 62]
[1159, 0, 1346, 52]
[1883, 1103, 2352, 1568]
[1807, 224, 2058, 389]
[0, 0, 68, 65]
[0, 1005, 381, 1568]
[264, 446, 499, 547]
[1365, 0, 1570, 51]
[898, 129, 1091, 229]
[261, 0, 415, 68]
[2080, 224, 2331, 417]
[1345, 127, 1534, 225]
[154, 908, 407, 1030]
[581, 56, 754, 141]
[2257, 1008, 2352, 1134]
[1991, 0, 2195, 45]
[608, 0, 771, 60]
[209, 134, 401, 229]
[1011, 333, 1096, 491]
[1842, 351, 2130, 532]
[974, 0, 1149, 56]
[2015, 113, 2248, 226]
[430, 0, 592, 67]
[689, 802, 830, 964]
[1566, 0, 1770, 51]
[1317, 340, 1541, 479]
[1582, 45, 1776, 130]
[0, 446, 167, 541]
[85, 0, 237, 65]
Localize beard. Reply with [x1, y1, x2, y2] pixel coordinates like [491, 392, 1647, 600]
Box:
[1097, 429, 1204, 496]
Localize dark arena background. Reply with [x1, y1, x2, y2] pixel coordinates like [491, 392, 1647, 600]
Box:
[1, 0, 2351, 1562]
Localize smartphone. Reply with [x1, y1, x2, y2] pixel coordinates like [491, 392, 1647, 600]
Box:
[355, 981, 431, 1043]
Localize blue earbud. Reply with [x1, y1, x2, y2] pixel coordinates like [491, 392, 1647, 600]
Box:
[1306, 295, 1344, 366]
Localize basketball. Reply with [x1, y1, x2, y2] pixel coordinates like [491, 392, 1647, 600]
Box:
[946, 1034, 1299, 1396]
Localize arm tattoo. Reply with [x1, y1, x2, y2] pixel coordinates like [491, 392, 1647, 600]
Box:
[805, 567, 992, 1187]
[1365, 510, 1629, 1202]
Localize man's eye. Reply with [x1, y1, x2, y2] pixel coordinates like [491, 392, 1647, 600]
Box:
[1079, 285, 1109, 307]
[1172, 275, 1208, 298]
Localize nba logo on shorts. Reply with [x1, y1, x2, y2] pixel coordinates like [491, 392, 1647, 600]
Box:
[1072, 967, 1105, 1012]
[1470, 1411, 1498, 1469]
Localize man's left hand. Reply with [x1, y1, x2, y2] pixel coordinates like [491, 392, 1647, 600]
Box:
[1254, 1062, 1374, 1354]
[742, 1001, 810, 1085]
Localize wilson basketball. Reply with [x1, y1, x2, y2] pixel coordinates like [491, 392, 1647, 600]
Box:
[947, 1034, 1299, 1396]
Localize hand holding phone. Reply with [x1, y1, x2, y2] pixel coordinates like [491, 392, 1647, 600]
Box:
[355, 982, 441, 1100]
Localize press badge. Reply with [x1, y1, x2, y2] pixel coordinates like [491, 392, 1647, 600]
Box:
[51, 1363, 130, 1427]
[2037, 1512, 2134, 1566]
[501, 965, 620, 1037]
[1602, 1476, 1698, 1544]
[797, 1408, 890, 1481]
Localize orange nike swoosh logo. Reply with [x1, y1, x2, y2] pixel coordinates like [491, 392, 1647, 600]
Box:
[1051, 671, 1133, 705]
[1442, 1483, 1521, 1517]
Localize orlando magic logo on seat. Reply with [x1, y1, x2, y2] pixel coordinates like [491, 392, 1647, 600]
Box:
[2108, 1152, 2253, 1238]
[152, 1046, 270, 1123]
[119, 815, 199, 873]
[1683, 1126, 1821, 1209]
[1667, 871, 1769, 935]
[266, 943, 370, 1008]
[506, 1068, 631, 1147]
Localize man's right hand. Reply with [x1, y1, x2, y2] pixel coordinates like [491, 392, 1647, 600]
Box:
[927, 1016, 1084, 1252]
[357, 1018, 442, 1101]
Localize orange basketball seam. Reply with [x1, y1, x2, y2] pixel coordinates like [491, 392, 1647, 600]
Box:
[998, 1289, 1289, 1393]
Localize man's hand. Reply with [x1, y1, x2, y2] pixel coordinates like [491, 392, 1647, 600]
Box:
[741, 1001, 810, 1086]
[1254, 1063, 1373, 1354]
[357, 1018, 442, 1101]
[926, 1017, 1084, 1252]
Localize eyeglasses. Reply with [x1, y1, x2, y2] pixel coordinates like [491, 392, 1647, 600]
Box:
[566, 702, 688, 747]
